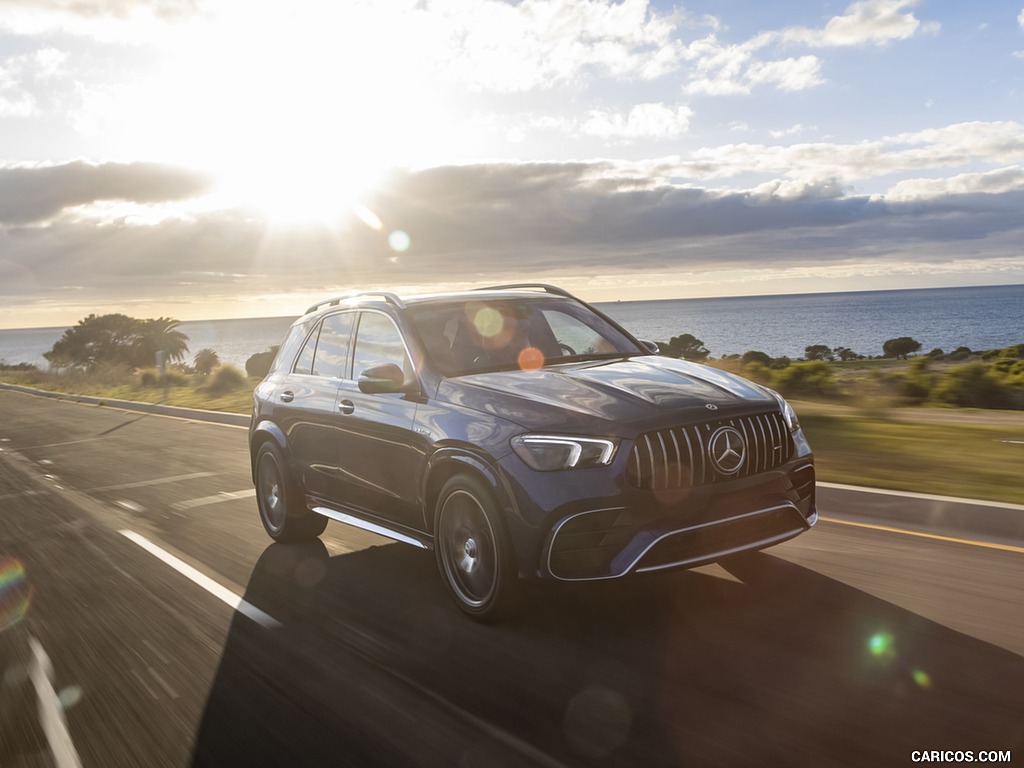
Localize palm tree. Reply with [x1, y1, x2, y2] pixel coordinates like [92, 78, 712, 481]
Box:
[131, 317, 190, 367]
[194, 348, 220, 375]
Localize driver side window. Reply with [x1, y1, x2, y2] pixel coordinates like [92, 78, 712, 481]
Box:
[352, 312, 411, 378]
[542, 309, 615, 356]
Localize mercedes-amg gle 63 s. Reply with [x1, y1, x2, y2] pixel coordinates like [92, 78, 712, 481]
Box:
[249, 284, 816, 620]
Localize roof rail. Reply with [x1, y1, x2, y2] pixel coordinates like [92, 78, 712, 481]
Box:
[475, 283, 576, 299]
[305, 291, 406, 315]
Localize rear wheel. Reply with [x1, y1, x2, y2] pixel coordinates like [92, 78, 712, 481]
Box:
[435, 474, 521, 622]
[255, 441, 327, 542]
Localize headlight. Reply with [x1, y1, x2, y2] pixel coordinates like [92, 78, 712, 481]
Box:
[510, 435, 618, 471]
[766, 389, 801, 433]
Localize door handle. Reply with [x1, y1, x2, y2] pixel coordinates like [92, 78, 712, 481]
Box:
[338, 399, 355, 414]
[280, 390, 294, 403]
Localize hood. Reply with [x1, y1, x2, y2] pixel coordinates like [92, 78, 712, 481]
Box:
[437, 355, 776, 433]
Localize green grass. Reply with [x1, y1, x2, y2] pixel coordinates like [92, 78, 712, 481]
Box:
[0, 370, 254, 414]
[800, 413, 1024, 505]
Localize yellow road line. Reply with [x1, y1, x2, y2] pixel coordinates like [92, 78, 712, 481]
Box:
[819, 516, 1024, 554]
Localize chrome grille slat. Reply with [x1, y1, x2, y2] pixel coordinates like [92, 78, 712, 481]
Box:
[668, 429, 683, 488]
[681, 427, 698, 486]
[659, 436, 667, 489]
[628, 411, 792, 491]
[755, 414, 769, 474]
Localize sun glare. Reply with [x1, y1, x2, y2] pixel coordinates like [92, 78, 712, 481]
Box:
[118, 2, 463, 226]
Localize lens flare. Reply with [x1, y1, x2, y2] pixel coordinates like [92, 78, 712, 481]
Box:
[912, 670, 932, 689]
[518, 347, 544, 371]
[388, 230, 411, 252]
[353, 204, 383, 230]
[0, 557, 32, 631]
[868, 631, 895, 659]
[472, 307, 505, 338]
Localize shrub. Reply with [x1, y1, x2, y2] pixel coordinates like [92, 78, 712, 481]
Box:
[742, 361, 772, 384]
[246, 347, 279, 378]
[741, 350, 772, 368]
[771, 361, 835, 397]
[136, 367, 189, 387]
[931, 363, 1010, 409]
[897, 358, 934, 403]
[207, 364, 248, 393]
[948, 346, 972, 361]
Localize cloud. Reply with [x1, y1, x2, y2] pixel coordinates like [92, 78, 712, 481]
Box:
[2, 148, 1023, 317]
[675, 121, 1024, 184]
[782, 0, 939, 47]
[746, 56, 823, 91]
[0, 161, 213, 224]
[427, 0, 686, 91]
[682, 35, 824, 95]
[579, 103, 693, 141]
[0, 47, 69, 118]
[886, 166, 1024, 201]
[0, 0, 202, 41]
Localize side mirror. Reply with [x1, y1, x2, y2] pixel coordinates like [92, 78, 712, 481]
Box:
[358, 363, 409, 394]
[638, 339, 661, 354]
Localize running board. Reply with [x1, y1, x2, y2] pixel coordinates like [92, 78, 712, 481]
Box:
[311, 506, 432, 550]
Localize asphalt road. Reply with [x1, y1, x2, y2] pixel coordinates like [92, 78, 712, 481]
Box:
[0, 389, 1021, 767]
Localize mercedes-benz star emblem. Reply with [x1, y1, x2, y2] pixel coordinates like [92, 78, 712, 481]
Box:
[708, 426, 746, 474]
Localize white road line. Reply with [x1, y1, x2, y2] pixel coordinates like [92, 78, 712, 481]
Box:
[118, 530, 282, 629]
[29, 637, 83, 768]
[0, 488, 48, 501]
[171, 488, 256, 511]
[816, 481, 1024, 512]
[90, 471, 217, 492]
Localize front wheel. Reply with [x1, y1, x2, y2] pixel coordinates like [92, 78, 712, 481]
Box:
[254, 441, 327, 542]
[435, 474, 521, 622]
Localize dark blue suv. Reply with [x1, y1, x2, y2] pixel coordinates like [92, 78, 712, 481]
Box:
[249, 284, 816, 620]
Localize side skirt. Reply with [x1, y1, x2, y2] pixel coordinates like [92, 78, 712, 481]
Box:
[310, 505, 434, 550]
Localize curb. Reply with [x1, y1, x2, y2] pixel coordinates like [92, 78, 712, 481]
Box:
[817, 482, 1024, 548]
[0, 382, 250, 427]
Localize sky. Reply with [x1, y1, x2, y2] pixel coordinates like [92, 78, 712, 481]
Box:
[1, 0, 1023, 327]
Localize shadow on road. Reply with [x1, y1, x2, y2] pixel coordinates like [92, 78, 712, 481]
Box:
[191, 542, 1024, 767]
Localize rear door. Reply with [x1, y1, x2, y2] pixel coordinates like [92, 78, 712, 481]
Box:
[280, 312, 354, 500]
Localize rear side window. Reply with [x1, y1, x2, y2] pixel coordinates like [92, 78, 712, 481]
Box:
[271, 318, 315, 374]
[311, 312, 355, 378]
[292, 324, 320, 375]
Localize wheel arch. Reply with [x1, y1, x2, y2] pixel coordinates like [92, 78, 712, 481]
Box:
[249, 419, 288, 483]
[422, 448, 517, 537]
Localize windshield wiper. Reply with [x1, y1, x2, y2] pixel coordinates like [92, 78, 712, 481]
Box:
[547, 352, 635, 365]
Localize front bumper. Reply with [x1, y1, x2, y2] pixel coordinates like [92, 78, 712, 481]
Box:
[499, 446, 816, 582]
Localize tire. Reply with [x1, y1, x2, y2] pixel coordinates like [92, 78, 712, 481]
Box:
[254, 441, 328, 542]
[434, 474, 521, 622]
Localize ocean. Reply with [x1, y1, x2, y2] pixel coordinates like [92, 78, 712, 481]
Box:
[2, 284, 1022, 369]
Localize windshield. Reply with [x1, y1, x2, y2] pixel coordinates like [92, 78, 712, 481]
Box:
[410, 297, 643, 376]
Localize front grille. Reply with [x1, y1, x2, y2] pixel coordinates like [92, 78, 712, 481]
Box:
[627, 411, 792, 491]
